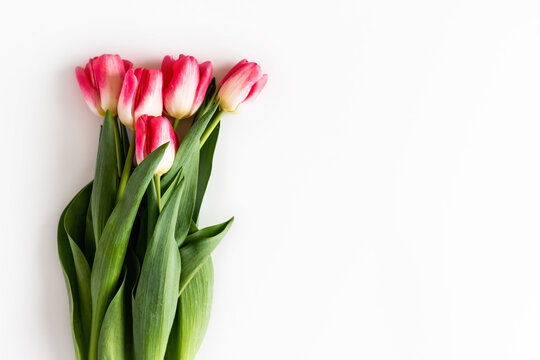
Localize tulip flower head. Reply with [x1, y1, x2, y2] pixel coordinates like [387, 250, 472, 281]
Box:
[218, 59, 268, 113]
[118, 68, 163, 129]
[75, 54, 133, 116]
[135, 115, 179, 176]
[162, 55, 213, 120]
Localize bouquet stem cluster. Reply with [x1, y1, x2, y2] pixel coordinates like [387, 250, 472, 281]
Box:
[60, 54, 267, 360]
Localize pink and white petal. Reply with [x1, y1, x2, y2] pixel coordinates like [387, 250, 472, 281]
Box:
[190, 61, 213, 115]
[148, 116, 179, 175]
[161, 55, 176, 89]
[134, 70, 163, 123]
[123, 59, 133, 71]
[164, 57, 199, 119]
[75, 66, 101, 116]
[155, 141, 176, 176]
[219, 59, 248, 86]
[218, 63, 261, 112]
[94, 54, 127, 115]
[135, 114, 149, 164]
[117, 69, 138, 129]
[242, 73, 268, 104]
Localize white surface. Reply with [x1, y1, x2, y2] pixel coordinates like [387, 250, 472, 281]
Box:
[2, 0, 540, 359]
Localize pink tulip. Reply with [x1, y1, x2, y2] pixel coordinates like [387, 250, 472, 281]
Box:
[162, 55, 213, 119]
[218, 59, 268, 112]
[135, 115, 179, 176]
[75, 54, 133, 116]
[117, 68, 163, 129]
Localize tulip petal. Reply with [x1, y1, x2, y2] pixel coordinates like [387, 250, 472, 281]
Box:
[135, 115, 150, 165]
[218, 59, 248, 86]
[161, 56, 175, 90]
[134, 69, 163, 124]
[190, 61, 213, 116]
[117, 69, 138, 129]
[243, 73, 268, 104]
[164, 56, 199, 119]
[75, 66, 100, 116]
[136, 116, 179, 176]
[94, 54, 127, 116]
[123, 60, 133, 72]
[218, 63, 262, 112]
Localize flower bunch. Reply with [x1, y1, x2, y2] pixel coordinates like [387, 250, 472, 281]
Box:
[60, 53, 267, 360]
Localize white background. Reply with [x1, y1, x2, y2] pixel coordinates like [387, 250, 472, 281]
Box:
[2, 0, 540, 359]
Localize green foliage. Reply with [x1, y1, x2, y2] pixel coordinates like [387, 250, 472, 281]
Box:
[179, 218, 233, 295]
[133, 180, 184, 360]
[91, 111, 119, 245]
[165, 259, 214, 360]
[98, 272, 127, 360]
[59, 90, 234, 360]
[89, 144, 167, 360]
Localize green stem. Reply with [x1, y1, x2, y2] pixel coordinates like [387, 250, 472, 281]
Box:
[112, 117, 123, 177]
[173, 118, 180, 130]
[116, 132, 135, 202]
[155, 175, 162, 211]
[200, 110, 224, 148]
[88, 314, 100, 360]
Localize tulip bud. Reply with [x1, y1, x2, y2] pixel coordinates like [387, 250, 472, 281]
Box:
[118, 68, 163, 129]
[135, 115, 179, 176]
[218, 59, 268, 113]
[75, 54, 133, 116]
[162, 55, 213, 120]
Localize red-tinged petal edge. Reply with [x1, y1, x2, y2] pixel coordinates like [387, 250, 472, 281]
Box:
[243, 73, 268, 104]
[219, 59, 248, 86]
[117, 69, 139, 128]
[161, 55, 175, 89]
[135, 115, 149, 164]
[75, 66, 100, 116]
[191, 61, 213, 115]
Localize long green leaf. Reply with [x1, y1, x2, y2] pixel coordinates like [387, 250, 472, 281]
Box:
[175, 150, 199, 247]
[58, 183, 92, 360]
[145, 177, 159, 250]
[125, 247, 141, 360]
[64, 183, 93, 351]
[193, 121, 219, 223]
[84, 201, 95, 264]
[120, 122, 130, 160]
[165, 258, 214, 360]
[133, 178, 184, 360]
[91, 111, 119, 244]
[179, 217, 233, 295]
[98, 272, 127, 360]
[88, 144, 167, 360]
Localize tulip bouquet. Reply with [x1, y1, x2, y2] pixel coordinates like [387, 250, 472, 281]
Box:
[58, 54, 267, 360]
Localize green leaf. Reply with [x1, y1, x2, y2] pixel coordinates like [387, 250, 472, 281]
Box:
[124, 247, 141, 360]
[145, 177, 160, 246]
[193, 121, 220, 223]
[165, 258, 214, 360]
[91, 111, 119, 244]
[161, 101, 219, 190]
[120, 122, 130, 161]
[63, 183, 93, 356]
[175, 150, 199, 247]
[179, 217, 233, 295]
[58, 182, 93, 360]
[133, 178, 184, 360]
[194, 78, 216, 123]
[84, 201, 95, 265]
[98, 272, 127, 360]
[189, 220, 199, 235]
[88, 144, 167, 360]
